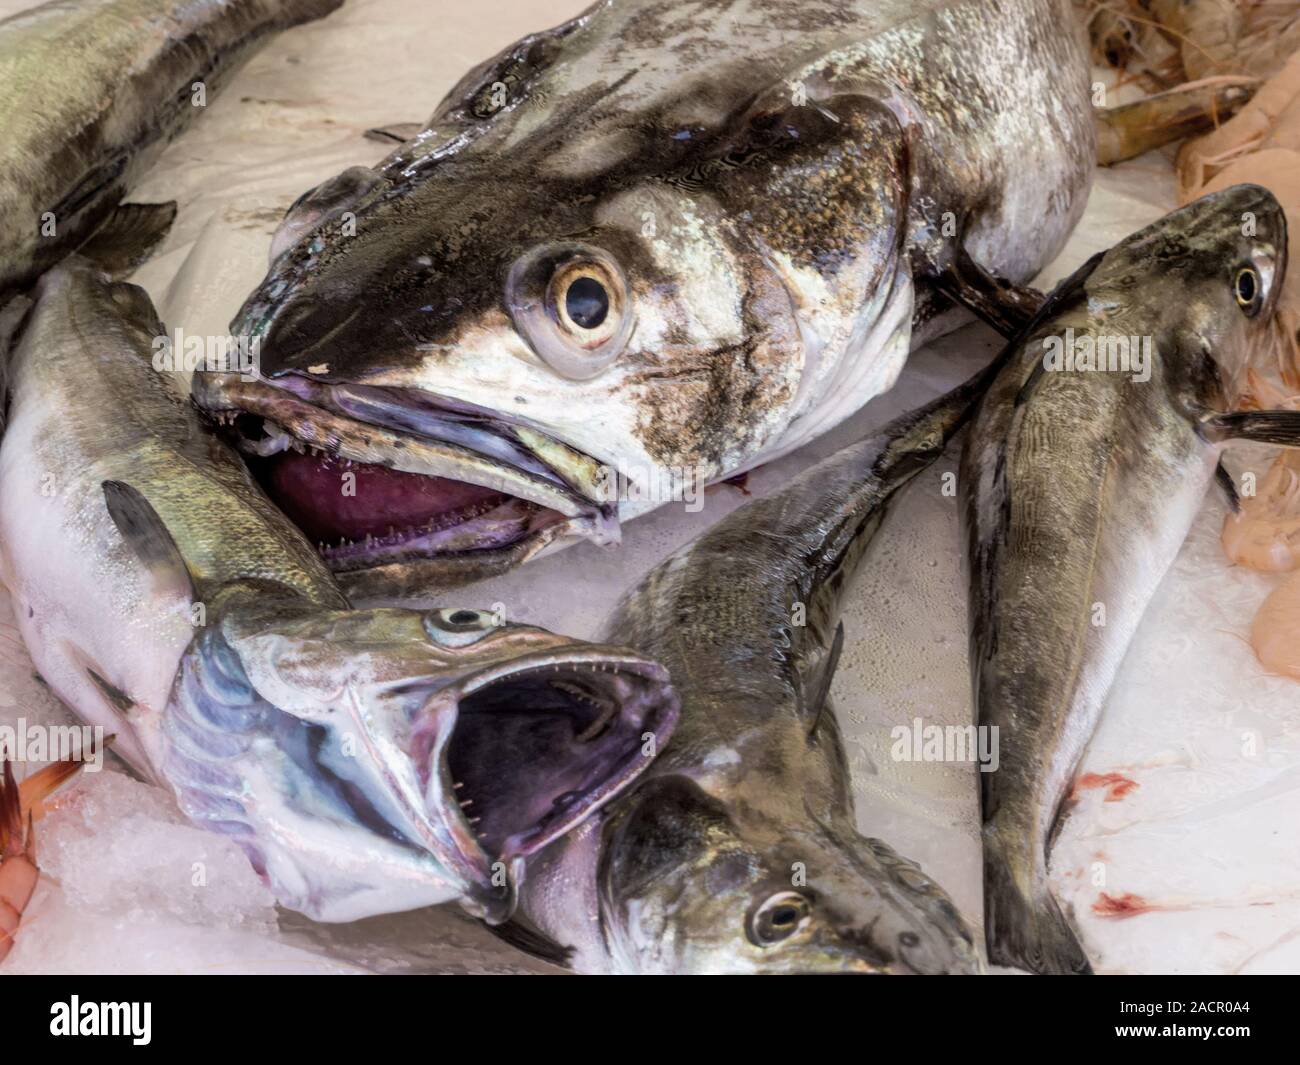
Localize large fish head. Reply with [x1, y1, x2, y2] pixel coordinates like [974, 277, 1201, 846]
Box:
[180, 585, 678, 922]
[195, 76, 908, 599]
[1086, 183, 1287, 403]
[595, 776, 979, 974]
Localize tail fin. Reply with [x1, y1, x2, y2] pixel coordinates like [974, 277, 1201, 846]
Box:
[983, 823, 1092, 974]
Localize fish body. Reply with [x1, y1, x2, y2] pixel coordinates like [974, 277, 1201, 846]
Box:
[0, 258, 677, 923]
[0, 0, 343, 297]
[514, 368, 993, 973]
[195, 0, 1095, 599]
[962, 184, 1290, 973]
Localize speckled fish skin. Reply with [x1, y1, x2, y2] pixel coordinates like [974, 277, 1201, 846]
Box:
[196, 0, 1094, 597]
[514, 369, 995, 974]
[0, 258, 678, 924]
[962, 184, 1289, 974]
[0, 0, 343, 297]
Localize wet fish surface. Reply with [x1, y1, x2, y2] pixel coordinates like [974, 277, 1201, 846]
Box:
[962, 184, 1294, 973]
[507, 367, 996, 973]
[194, 0, 1095, 600]
[0, 0, 344, 299]
[0, 257, 677, 924]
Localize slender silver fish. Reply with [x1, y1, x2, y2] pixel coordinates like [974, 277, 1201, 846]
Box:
[192, 0, 1095, 599]
[506, 368, 997, 973]
[0, 257, 677, 924]
[962, 184, 1294, 973]
[0, 0, 343, 299]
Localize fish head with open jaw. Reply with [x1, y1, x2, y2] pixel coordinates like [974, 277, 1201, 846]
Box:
[1080, 183, 1287, 404]
[174, 585, 679, 923]
[195, 73, 909, 599]
[594, 776, 980, 974]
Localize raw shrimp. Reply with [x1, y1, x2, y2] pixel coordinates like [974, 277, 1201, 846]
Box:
[0, 753, 92, 964]
[1249, 573, 1300, 680]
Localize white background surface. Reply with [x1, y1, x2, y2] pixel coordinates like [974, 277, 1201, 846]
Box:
[2, 0, 1297, 974]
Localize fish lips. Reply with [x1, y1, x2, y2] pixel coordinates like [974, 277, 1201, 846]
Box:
[405, 644, 679, 921]
[192, 369, 620, 592]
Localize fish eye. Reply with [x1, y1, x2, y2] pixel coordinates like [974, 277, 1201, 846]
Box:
[1234, 265, 1262, 316]
[506, 242, 633, 380]
[747, 891, 811, 946]
[423, 608, 497, 646]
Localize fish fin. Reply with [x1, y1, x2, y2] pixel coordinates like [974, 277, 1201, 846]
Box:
[804, 621, 845, 738]
[1216, 460, 1241, 513]
[481, 916, 574, 968]
[1205, 410, 1300, 447]
[101, 480, 200, 603]
[983, 821, 1092, 974]
[77, 202, 177, 277]
[85, 667, 137, 716]
[0, 293, 34, 435]
[929, 242, 1044, 338]
[16, 737, 104, 821]
[364, 123, 423, 144]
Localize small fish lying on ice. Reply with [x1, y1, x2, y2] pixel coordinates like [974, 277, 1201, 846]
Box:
[962, 184, 1295, 973]
[0, 258, 678, 924]
[193, 0, 1096, 599]
[505, 363, 996, 973]
[0, 0, 344, 302]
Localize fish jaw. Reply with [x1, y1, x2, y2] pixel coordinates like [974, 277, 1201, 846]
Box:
[192, 368, 625, 597]
[164, 590, 678, 923]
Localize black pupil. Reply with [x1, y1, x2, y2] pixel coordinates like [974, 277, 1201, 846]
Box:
[448, 610, 479, 624]
[1238, 270, 1257, 303]
[565, 276, 609, 329]
[771, 906, 800, 928]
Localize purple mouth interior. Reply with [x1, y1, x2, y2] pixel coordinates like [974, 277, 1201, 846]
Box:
[435, 660, 678, 861]
[215, 381, 610, 568]
[258, 448, 552, 564]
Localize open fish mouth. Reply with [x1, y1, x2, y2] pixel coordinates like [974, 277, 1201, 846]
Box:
[418, 645, 677, 919]
[192, 371, 618, 592]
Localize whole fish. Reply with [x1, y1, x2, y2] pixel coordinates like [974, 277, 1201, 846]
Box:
[193, 0, 1095, 600]
[962, 183, 1294, 973]
[505, 368, 996, 973]
[0, 258, 678, 924]
[0, 0, 343, 299]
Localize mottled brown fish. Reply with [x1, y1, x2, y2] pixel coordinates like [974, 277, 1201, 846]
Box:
[193, 0, 1096, 600]
[962, 184, 1294, 974]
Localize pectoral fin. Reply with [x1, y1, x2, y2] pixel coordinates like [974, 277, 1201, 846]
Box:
[101, 480, 199, 603]
[1216, 460, 1241, 513]
[77, 202, 177, 276]
[803, 621, 845, 738]
[929, 244, 1044, 338]
[1205, 410, 1300, 447]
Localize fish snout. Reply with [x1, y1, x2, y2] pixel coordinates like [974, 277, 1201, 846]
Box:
[248, 296, 359, 377]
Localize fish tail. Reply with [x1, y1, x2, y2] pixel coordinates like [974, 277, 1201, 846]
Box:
[982, 821, 1092, 975]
